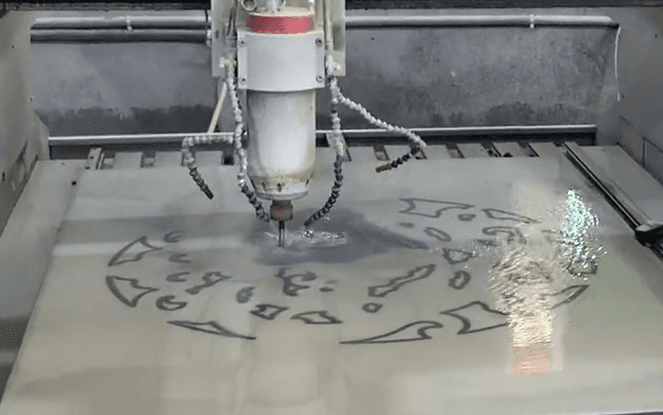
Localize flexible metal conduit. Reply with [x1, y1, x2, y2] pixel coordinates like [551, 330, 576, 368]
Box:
[48, 125, 596, 146]
[30, 14, 618, 42]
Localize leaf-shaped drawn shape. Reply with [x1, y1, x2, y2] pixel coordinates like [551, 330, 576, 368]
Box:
[341, 321, 445, 344]
[482, 209, 539, 224]
[108, 236, 163, 267]
[424, 227, 452, 242]
[439, 301, 508, 334]
[368, 265, 436, 298]
[168, 320, 255, 340]
[291, 311, 342, 325]
[399, 198, 474, 218]
[250, 304, 288, 320]
[105, 276, 159, 307]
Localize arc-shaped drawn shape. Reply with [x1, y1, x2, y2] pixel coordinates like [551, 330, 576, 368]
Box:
[482, 226, 527, 244]
[156, 295, 187, 311]
[439, 301, 508, 335]
[482, 209, 539, 224]
[164, 230, 184, 243]
[448, 271, 471, 290]
[169, 254, 191, 264]
[250, 304, 288, 320]
[341, 320, 445, 344]
[441, 248, 474, 265]
[168, 320, 256, 340]
[458, 214, 476, 222]
[362, 303, 383, 313]
[166, 272, 190, 283]
[236, 286, 256, 304]
[424, 227, 452, 243]
[399, 198, 474, 219]
[105, 276, 159, 307]
[185, 272, 231, 295]
[108, 236, 163, 267]
[275, 271, 317, 297]
[368, 264, 436, 298]
[546, 284, 590, 309]
[291, 311, 342, 325]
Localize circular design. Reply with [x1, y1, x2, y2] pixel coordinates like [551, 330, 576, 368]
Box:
[103, 196, 601, 346]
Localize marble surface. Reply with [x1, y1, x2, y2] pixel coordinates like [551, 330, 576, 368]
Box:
[2, 149, 663, 415]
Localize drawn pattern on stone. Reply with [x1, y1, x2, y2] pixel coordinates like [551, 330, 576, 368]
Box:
[320, 287, 334, 293]
[168, 320, 256, 340]
[250, 304, 288, 320]
[368, 265, 436, 298]
[458, 214, 476, 222]
[164, 231, 184, 243]
[441, 248, 474, 265]
[448, 271, 471, 290]
[169, 254, 191, 264]
[546, 284, 590, 309]
[236, 286, 255, 304]
[275, 271, 317, 297]
[399, 198, 474, 218]
[166, 272, 190, 283]
[291, 311, 343, 325]
[156, 295, 187, 311]
[439, 301, 509, 334]
[482, 226, 527, 244]
[424, 227, 452, 242]
[362, 303, 383, 313]
[482, 209, 539, 224]
[108, 236, 163, 267]
[106, 276, 159, 307]
[398, 222, 415, 228]
[185, 272, 231, 295]
[341, 321, 445, 344]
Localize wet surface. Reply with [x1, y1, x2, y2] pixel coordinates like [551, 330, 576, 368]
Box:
[2, 153, 663, 415]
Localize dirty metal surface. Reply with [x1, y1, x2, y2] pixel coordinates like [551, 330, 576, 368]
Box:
[2, 149, 663, 415]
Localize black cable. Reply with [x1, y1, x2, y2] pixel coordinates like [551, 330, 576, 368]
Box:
[376, 146, 420, 173]
[241, 183, 270, 222]
[305, 153, 343, 228]
[188, 164, 214, 199]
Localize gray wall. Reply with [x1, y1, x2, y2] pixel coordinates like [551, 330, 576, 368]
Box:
[23, 8, 663, 184]
[29, 8, 619, 137]
[595, 9, 663, 184]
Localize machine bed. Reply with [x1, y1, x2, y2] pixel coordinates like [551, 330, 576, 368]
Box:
[1, 143, 662, 415]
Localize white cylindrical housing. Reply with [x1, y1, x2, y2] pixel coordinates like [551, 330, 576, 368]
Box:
[246, 89, 316, 200]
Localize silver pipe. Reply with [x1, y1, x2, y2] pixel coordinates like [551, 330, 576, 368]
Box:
[345, 15, 618, 28]
[48, 125, 596, 146]
[31, 13, 618, 31]
[31, 29, 207, 43]
[32, 16, 208, 30]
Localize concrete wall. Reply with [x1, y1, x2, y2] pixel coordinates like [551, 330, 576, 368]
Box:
[595, 8, 663, 185]
[29, 8, 619, 137]
[22, 8, 663, 185]
[0, 12, 49, 236]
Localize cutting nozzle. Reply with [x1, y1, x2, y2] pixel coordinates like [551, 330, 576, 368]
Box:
[278, 220, 285, 247]
[271, 200, 293, 248]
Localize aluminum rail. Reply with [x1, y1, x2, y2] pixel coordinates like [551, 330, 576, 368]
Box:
[31, 29, 208, 43]
[30, 14, 618, 43]
[345, 15, 619, 28]
[31, 16, 208, 30]
[48, 125, 596, 146]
